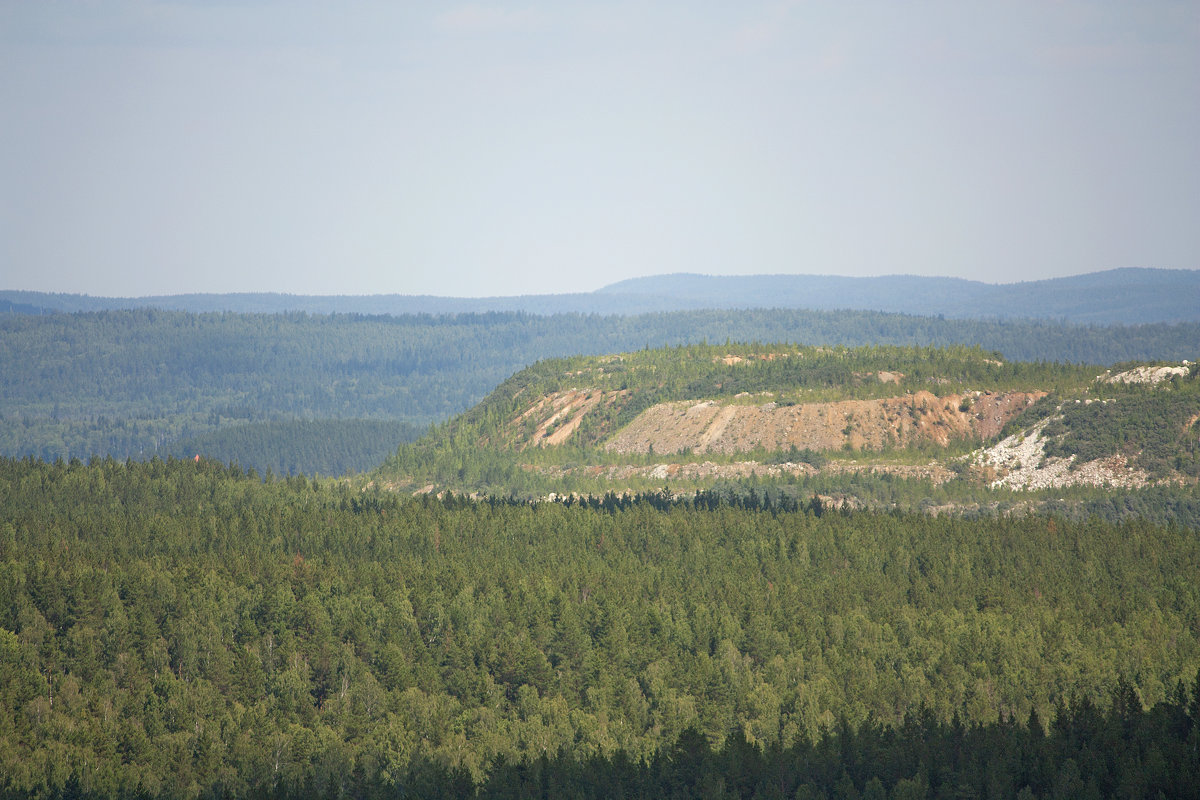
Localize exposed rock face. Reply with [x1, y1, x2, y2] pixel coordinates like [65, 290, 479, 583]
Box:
[1098, 364, 1190, 385]
[602, 391, 1043, 455]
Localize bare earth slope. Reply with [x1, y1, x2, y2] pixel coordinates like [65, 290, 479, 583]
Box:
[601, 391, 1042, 455]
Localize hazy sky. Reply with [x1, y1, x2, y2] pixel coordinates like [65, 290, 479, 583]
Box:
[2, 1, 1197, 297]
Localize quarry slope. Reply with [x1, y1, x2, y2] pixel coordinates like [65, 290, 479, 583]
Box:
[601, 390, 1041, 455]
[374, 344, 1199, 499]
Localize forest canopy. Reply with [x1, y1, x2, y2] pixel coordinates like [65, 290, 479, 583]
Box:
[1, 456, 1198, 797]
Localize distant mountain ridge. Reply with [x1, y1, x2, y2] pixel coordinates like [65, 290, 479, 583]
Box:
[3, 267, 1197, 324]
[597, 268, 1200, 323]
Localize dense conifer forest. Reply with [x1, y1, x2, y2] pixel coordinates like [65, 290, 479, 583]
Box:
[167, 420, 424, 480]
[2, 456, 1198, 797]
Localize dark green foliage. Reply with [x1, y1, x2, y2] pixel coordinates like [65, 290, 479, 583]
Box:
[1000, 393, 1064, 439]
[1066, 485, 1200, 528]
[167, 419, 423, 476]
[469, 688, 1200, 799]
[2, 457, 1199, 797]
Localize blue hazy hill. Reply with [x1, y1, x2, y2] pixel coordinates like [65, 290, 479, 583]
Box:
[596, 267, 1200, 323]
[4, 267, 1197, 324]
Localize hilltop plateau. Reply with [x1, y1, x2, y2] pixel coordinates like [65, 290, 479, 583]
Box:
[376, 344, 1200, 518]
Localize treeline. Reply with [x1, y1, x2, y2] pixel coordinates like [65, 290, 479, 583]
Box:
[469, 688, 1200, 799]
[3, 308, 1198, 472]
[2, 456, 1198, 797]
[333, 689, 1200, 799]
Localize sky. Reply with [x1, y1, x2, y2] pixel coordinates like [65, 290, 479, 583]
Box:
[1, 1, 1198, 298]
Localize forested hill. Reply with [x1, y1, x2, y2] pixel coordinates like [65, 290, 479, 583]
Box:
[391, 342, 1097, 457]
[377, 343, 1200, 526]
[5, 267, 1199, 323]
[4, 307, 1198, 474]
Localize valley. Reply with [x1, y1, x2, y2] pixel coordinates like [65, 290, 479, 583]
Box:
[3, 307, 1200, 798]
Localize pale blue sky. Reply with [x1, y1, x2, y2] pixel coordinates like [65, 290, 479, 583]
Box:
[2, 1, 1197, 297]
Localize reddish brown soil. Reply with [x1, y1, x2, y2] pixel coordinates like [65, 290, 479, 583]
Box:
[602, 390, 1044, 455]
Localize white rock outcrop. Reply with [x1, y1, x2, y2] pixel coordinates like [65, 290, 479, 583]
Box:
[974, 416, 1149, 490]
[1099, 364, 1190, 385]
